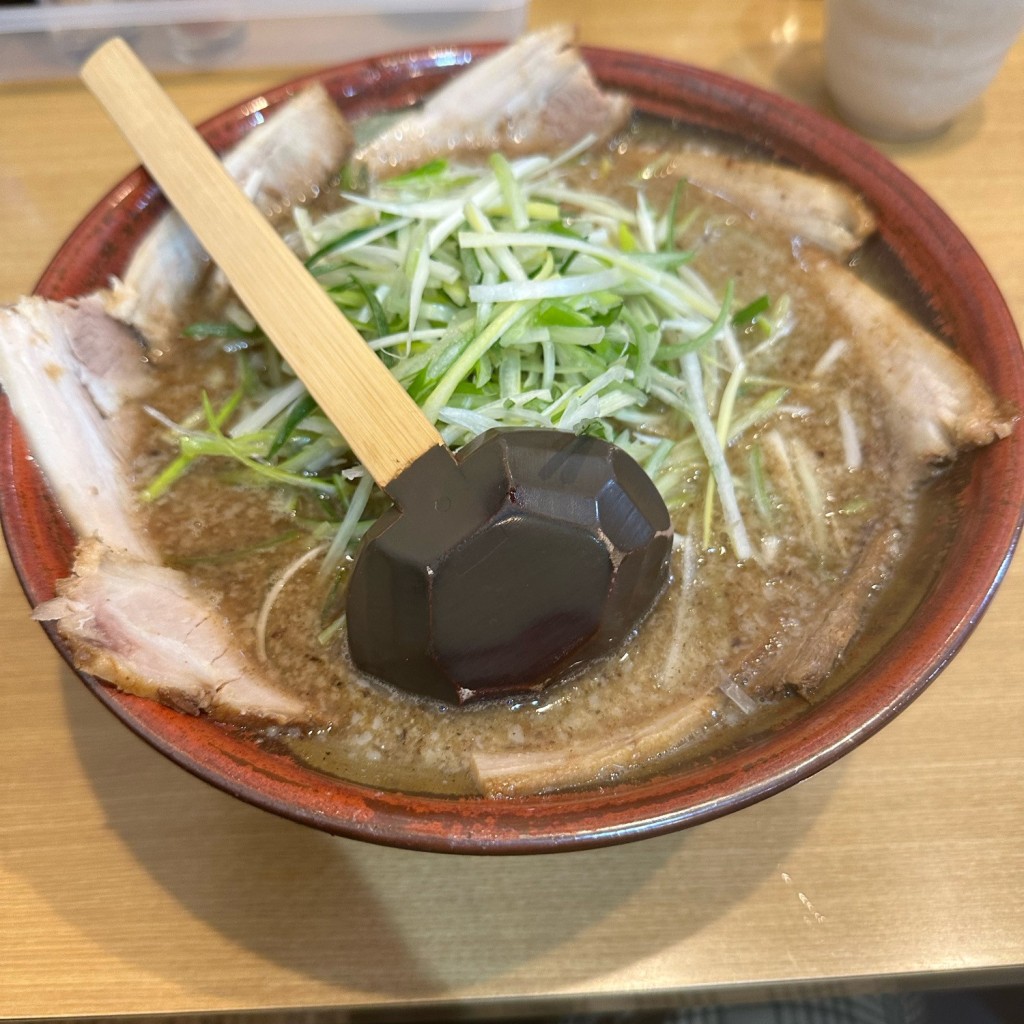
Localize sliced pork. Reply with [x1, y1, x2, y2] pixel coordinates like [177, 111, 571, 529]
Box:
[356, 26, 631, 174]
[106, 83, 353, 348]
[34, 541, 307, 723]
[0, 294, 155, 559]
[471, 691, 718, 797]
[667, 148, 877, 257]
[810, 255, 1016, 462]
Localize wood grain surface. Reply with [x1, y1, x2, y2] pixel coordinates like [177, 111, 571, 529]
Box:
[1, 1, 1022, 1019]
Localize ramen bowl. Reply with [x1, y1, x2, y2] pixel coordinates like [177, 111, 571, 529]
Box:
[2, 44, 1022, 853]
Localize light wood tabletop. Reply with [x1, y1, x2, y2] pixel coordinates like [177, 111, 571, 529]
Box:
[1, 1, 1022, 1019]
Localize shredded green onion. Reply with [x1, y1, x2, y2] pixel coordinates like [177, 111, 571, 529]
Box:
[731, 293, 771, 326]
[152, 141, 804, 580]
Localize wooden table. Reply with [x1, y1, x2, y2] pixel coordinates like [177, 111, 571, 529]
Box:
[2, 2, 1022, 1019]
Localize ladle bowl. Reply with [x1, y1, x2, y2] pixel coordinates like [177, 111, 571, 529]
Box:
[348, 430, 672, 701]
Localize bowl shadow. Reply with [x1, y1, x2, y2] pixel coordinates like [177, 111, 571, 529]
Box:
[6, 659, 838, 1007]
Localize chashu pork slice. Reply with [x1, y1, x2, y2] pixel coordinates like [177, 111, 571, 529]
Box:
[665, 148, 877, 257]
[0, 293, 156, 560]
[809, 254, 1016, 462]
[0, 292, 310, 724]
[34, 541, 307, 724]
[356, 26, 631, 175]
[107, 82, 354, 348]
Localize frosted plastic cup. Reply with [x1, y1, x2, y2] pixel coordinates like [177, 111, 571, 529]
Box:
[824, 0, 1024, 140]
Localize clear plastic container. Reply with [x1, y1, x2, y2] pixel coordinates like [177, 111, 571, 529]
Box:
[0, 0, 528, 81]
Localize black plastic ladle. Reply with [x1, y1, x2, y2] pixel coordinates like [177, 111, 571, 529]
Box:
[82, 38, 673, 703]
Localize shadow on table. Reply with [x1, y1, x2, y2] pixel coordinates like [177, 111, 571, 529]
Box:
[13, 663, 840, 1007]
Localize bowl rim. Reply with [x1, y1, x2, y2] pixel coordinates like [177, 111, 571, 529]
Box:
[2, 42, 1022, 854]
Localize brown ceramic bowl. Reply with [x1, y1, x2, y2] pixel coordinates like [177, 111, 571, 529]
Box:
[2, 45, 1023, 853]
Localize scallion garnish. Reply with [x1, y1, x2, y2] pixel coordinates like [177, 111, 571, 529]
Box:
[154, 141, 800, 578]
